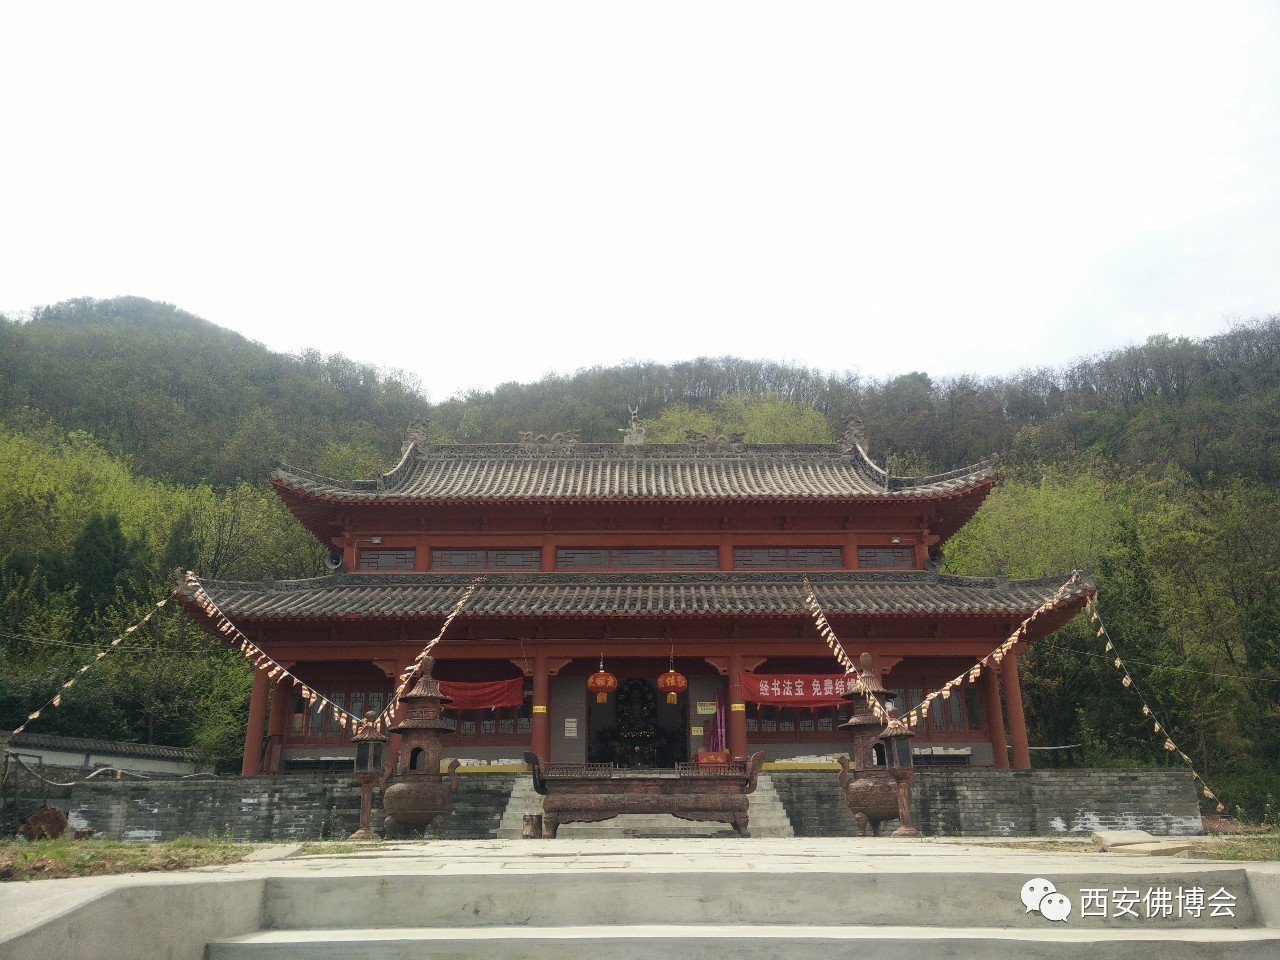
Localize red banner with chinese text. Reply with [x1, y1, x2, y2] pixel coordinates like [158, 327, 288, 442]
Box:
[741, 673, 856, 707]
[439, 678, 525, 711]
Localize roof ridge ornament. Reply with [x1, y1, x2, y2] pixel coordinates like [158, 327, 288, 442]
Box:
[842, 416, 868, 456]
[519, 429, 581, 446]
[842, 415, 894, 490]
[684, 429, 745, 450]
[406, 418, 430, 450]
[619, 406, 646, 446]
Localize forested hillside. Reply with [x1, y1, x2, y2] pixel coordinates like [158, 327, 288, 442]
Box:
[1, 297, 1277, 818]
[0, 297, 428, 484]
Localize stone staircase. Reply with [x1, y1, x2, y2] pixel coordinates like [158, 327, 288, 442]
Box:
[770, 770, 861, 836]
[436, 774, 517, 840]
[202, 843, 1280, 960]
[496, 772, 794, 838]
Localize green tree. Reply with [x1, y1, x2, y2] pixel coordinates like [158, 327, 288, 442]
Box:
[643, 394, 834, 444]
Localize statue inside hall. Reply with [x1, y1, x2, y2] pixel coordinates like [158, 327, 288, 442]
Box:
[614, 678, 659, 766]
[597, 678, 683, 767]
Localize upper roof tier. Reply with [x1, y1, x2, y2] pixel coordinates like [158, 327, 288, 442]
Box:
[272, 442, 1000, 505]
[180, 569, 1091, 627]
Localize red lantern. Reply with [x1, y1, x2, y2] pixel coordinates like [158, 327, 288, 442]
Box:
[587, 668, 617, 704]
[657, 668, 687, 705]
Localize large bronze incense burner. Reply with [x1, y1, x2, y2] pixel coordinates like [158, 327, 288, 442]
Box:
[526, 751, 767, 837]
[382, 658, 460, 838]
[836, 653, 919, 838]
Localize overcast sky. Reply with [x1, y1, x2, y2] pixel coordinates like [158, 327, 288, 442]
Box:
[3, 2, 1278, 400]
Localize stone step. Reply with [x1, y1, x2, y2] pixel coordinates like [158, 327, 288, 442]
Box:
[258, 866, 1261, 931]
[208, 924, 1280, 960]
[436, 775, 517, 840]
[770, 770, 862, 837]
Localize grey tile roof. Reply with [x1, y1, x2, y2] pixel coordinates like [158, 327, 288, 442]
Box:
[5, 731, 195, 762]
[272, 443, 999, 504]
[181, 570, 1091, 621]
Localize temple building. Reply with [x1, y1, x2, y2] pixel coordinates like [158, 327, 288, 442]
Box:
[178, 421, 1093, 776]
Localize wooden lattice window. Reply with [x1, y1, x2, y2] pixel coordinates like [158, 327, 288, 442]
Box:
[555, 547, 718, 570]
[733, 547, 843, 569]
[357, 548, 416, 571]
[291, 690, 387, 740]
[454, 705, 531, 744]
[856, 546, 916, 569]
[893, 685, 984, 735]
[744, 704, 842, 741]
[431, 549, 541, 571]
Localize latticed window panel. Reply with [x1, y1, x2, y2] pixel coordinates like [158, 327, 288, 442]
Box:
[555, 547, 718, 570]
[745, 704, 843, 741]
[452, 705, 531, 745]
[893, 685, 984, 736]
[357, 548, 416, 571]
[856, 546, 916, 569]
[291, 690, 386, 742]
[431, 548, 541, 571]
[733, 547, 843, 569]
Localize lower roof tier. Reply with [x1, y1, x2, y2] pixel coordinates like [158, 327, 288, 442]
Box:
[180, 569, 1093, 624]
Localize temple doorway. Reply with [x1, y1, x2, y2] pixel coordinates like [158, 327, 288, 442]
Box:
[587, 677, 688, 767]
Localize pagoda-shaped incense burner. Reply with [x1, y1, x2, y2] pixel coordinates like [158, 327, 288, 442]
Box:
[382, 657, 460, 838]
[836, 652, 918, 837]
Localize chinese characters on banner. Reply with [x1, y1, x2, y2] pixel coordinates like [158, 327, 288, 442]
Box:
[740, 674, 853, 707]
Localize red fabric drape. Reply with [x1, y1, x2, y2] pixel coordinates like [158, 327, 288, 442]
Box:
[439, 678, 525, 711]
[741, 673, 855, 707]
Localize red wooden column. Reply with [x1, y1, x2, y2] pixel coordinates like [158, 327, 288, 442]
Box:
[264, 674, 291, 774]
[1001, 650, 1032, 770]
[727, 646, 748, 761]
[240, 667, 270, 777]
[531, 647, 551, 763]
[979, 664, 1009, 769]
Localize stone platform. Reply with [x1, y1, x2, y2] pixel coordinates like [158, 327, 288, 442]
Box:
[3, 838, 1279, 960]
[61, 768, 1204, 841]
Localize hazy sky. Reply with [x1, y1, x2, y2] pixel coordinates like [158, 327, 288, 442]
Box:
[3, 2, 1278, 400]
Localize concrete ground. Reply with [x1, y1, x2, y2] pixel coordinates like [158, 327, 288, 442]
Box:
[3, 837, 1280, 960]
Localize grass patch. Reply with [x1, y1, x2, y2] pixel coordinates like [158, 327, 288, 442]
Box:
[0, 837, 254, 882]
[1189, 831, 1280, 862]
[297, 841, 363, 857]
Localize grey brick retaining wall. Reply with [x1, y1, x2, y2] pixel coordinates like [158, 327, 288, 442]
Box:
[771, 768, 1204, 836]
[65, 774, 517, 842]
[57, 768, 1202, 841]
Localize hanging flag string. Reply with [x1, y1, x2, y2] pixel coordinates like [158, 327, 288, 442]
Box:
[10, 589, 180, 736]
[805, 572, 1090, 729]
[899, 571, 1089, 728]
[182, 571, 362, 732]
[371, 576, 485, 731]
[802, 578, 886, 721]
[1087, 595, 1225, 814]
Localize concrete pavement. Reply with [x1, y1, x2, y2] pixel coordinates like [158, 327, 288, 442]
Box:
[3, 837, 1279, 959]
